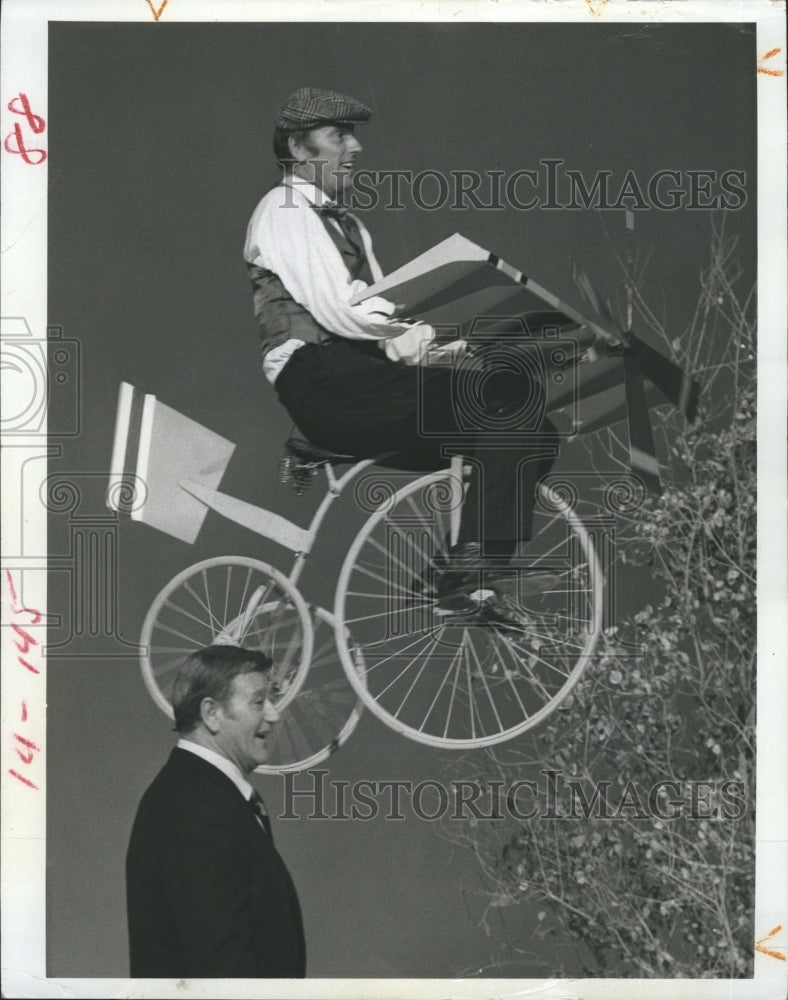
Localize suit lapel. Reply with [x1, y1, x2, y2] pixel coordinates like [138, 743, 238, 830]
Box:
[169, 748, 278, 845]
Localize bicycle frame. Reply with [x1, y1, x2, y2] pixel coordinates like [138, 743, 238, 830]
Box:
[180, 452, 468, 592]
[142, 455, 604, 752]
[130, 378, 608, 754]
[179, 457, 378, 588]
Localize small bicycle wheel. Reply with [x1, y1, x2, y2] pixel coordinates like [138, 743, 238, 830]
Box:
[140, 556, 313, 718]
[254, 606, 366, 774]
[334, 472, 604, 748]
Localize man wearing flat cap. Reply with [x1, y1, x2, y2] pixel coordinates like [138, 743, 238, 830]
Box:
[244, 87, 557, 628]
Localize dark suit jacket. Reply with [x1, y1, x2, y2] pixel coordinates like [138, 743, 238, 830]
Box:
[126, 748, 306, 978]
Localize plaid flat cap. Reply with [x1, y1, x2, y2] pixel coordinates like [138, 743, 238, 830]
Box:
[276, 87, 372, 130]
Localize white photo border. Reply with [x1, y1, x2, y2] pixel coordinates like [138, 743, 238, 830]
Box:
[1, 1, 785, 998]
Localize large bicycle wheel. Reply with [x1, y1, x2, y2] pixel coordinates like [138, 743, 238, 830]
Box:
[334, 472, 604, 748]
[255, 606, 365, 774]
[140, 556, 313, 719]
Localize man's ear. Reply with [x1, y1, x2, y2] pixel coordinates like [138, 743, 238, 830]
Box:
[199, 697, 221, 735]
[287, 134, 307, 164]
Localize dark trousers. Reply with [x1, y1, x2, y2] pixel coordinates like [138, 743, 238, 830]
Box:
[275, 339, 558, 554]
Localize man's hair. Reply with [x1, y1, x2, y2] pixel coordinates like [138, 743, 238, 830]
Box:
[171, 644, 272, 734]
[273, 126, 311, 167]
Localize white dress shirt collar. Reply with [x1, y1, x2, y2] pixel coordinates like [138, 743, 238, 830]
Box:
[177, 738, 254, 801]
[279, 177, 340, 210]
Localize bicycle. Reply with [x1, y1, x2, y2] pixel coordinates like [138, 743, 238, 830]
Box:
[112, 380, 605, 773]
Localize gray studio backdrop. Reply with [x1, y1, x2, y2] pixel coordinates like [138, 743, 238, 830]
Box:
[46, 21, 755, 977]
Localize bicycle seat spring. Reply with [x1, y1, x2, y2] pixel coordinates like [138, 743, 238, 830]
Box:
[279, 454, 293, 485]
[292, 466, 318, 495]
[279, 452, 318, 495]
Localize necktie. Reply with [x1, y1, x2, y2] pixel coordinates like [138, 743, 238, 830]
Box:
[248, 790, 271, 836]
[316, 203, 364, 255]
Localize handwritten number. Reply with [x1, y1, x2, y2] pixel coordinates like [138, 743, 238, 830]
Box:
[4, 92, 47, 165]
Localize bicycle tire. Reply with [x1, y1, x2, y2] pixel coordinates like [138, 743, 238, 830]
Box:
[140, 556, 313, 718]
[333, 473, 604, 748]
[254, 606, 365, 774]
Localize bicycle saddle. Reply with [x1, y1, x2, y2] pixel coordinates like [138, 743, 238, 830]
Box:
[284, 436, 358, 467]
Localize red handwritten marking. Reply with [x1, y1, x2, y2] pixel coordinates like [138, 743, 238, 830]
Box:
[15, 734, 39, 751]
[9, 713, 39, 772]
[5, 573, 42, 791]
[6, 569, 20, 606]
[757, 48, 784, 77]
[11, 623, 38, 656]
[144, 0, 169, 21]
[5, 570, 42, 623]
[5, 574, 41, 670]
[755, 924, 786, 961]
[9, 769, 38, 790]
[6, 572, 42, 789]
[3, 93, 47, 165]
[7, 93, 45, 133]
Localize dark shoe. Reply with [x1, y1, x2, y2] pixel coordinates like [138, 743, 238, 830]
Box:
[425, 544, 487, 615]
[409, 543, 478, 603]
[433, 590, 488, 617]
[434, 542, 515, 598]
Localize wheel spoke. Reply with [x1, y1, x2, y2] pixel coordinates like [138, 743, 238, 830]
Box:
[153, 619, 207, 646]
[350, 559, 418, 597]
[358, 629, 437, 672]
[344, 603, 434, 627]
[498, 632, 554, 703]
[335, 472, 603, 748]
[365, 534, 429, 588]
[393, 630, 445, 719]
[161, 596, 219, 632]
[201, 568, 218, 634]
[417, 638, 464, 736]
[180, 580, 223, 633]
[466, 632, 509, 731]
[373, 633, 439, 701]
[146, 644, 198, 655]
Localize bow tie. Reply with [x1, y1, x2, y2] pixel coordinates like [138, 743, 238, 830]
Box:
[315, 202, 350, 220]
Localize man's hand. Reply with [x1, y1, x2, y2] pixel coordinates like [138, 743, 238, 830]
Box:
[353, 294, 398, 319]
[382, 325, 467, 365]
[381, 322, 437, 365]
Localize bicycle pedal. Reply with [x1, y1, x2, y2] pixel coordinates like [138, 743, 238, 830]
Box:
[476, 594, 533, 633]
[434, 595, 479, 616]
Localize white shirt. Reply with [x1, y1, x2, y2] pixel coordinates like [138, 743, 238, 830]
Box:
[244, 179, 442, 381]
[177, 738, 255, 802]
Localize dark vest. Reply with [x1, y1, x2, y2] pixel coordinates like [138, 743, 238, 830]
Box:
[247, 202, 375, 359]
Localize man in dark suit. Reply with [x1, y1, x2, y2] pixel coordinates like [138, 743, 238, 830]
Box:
[126, 644, 306, 978]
